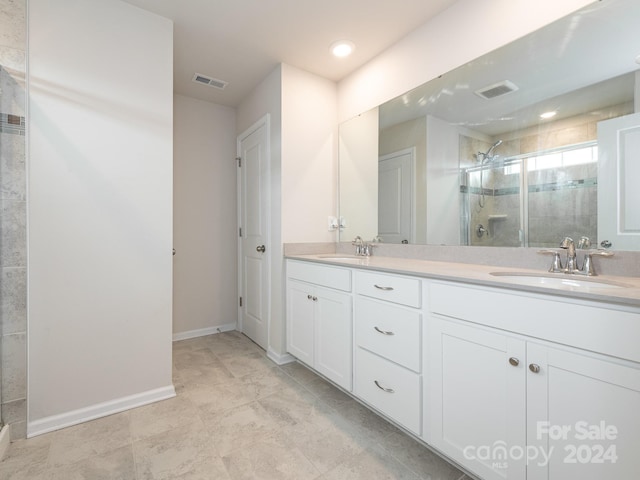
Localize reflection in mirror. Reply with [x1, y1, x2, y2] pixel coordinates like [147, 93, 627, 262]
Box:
[338, 0, 640, 250]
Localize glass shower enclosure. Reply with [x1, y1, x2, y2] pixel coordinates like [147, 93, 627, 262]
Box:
[461, 142, 598, 248]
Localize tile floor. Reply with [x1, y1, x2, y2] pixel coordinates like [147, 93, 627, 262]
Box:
[0, 331, 469, 479]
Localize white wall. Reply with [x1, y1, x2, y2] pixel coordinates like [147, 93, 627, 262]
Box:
[173, 95, 237, 339]
[281, 64, 338, 243]
[338, 0, 593, 121]
[236, 66, 285, 357]
[28, 0, 174, 434]
[339, 108, 379, 241]
[237, 64, 339, 358]
[426, 115, 460, 245]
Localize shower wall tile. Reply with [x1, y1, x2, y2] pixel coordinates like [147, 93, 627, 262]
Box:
[1, 397, 24, 424]
[0, 0, 25, 50]
[1, 130, 26, 199]
[0, 65, 25, 117]
[1, 267, 26, 334]
[1, 332, 26, 402]
[0, 45, 24, 72]
[0, 200, 26, 267]
[1, 0, 26, 439]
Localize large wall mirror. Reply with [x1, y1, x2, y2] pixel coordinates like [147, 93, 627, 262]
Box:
[339, 0, 640, 251]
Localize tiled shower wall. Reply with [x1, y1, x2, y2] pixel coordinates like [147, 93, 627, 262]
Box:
[461, 103, 632, 248]
[1, 0, 27, 440]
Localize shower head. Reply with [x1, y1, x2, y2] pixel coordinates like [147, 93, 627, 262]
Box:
[486, 139, 503, 157]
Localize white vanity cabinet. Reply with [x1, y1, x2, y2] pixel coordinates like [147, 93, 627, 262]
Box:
[427, 281, 640, 480]
[286, 260, 353, 391]
[354, 270, 423, 435]
[526, 343, 640, 480]
[428, 315, 526, 480]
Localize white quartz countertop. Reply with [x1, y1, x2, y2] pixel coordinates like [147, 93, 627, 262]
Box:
[286, 254, 640, 307]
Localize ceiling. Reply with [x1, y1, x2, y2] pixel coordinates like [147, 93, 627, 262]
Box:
[379, 0, 640, 136]
[120, 0, 459, 107]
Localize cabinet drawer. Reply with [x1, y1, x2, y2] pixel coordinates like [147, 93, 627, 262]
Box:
[355, 296, 421, 372]
[355, 270, 421, 307]
[287, 260, 351, 292]
[355, 347, 421, 435]
[429, 282, 640, 364]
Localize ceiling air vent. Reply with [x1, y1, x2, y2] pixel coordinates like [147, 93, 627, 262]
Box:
[474, 80, 518, 100]
[192, 73, 228, 90]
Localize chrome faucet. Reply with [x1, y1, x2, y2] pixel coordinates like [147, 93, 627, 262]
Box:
[547, 236, 614, 276]
[352, 236, 376, 256]
[352, 236, 364, 256]
[560, 237, 578, 273]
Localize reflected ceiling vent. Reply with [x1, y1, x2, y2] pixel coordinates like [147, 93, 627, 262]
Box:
[474, 80, 518, 99]
[192, 73, 228, 90]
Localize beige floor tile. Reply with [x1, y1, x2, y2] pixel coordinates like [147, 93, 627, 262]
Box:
[133, 423, 228, 480]
[318, 443, 421, 480]
[257, 387, 335, 430]
[237, 365, 302, 401]
[1, 331, 466, 480]
[331, 398, 399, 440]
[47, 445, 136, 480]
[190, 379, 254, 415]
[0, 459, 50, 480]
[202, 401, 286, 457]
[173, 361, 235, 387]
[48, 412, 132, 467]
[280, 361, 322, 386]
[173, 347, 223, 369]
[303, 377, 353, 408]
[129, 394, 203, 442]
[379, 431, 466, 480]
[284, 420, 369, 474]
[222, 432, 319, 480]
[218, 351, 277, 378]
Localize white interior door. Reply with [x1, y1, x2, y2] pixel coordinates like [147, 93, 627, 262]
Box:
[597, 112, 640, 250]
[378, 149, 414, 244]
[238, 117, 270, 349]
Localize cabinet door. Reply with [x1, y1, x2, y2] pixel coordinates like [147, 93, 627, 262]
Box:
[429, 316, 526, 480]
[527, 343, 640, 480]
[286, 279, 315, 366]
[315, 286, 353, 391]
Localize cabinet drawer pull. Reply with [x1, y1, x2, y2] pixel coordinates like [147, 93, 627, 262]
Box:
[374, 326, 395, 336]
[374, 284, 394, 291]
[374, 380, 395, 393]
[312, 296, 318, 302]
[307, 294, 313, 300]
[529, 364, 541, 374]
[509, 357, 520, 367]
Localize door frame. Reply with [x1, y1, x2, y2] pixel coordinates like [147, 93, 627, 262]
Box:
[236, 114, 271, 341]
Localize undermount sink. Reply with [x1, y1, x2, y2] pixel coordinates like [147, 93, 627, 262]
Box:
[489, 272, 631, 289]
[315, 254, 366, 264]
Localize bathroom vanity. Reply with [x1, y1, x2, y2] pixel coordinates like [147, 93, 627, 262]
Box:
[285, 254, 640, 480]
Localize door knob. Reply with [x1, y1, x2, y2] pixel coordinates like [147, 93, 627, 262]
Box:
[256, 245, 266, 253]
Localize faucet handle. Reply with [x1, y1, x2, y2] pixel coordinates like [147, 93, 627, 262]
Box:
[581, 250, 614, 276]
[538, 249, 564, 273]
[577, 236, 591, 249]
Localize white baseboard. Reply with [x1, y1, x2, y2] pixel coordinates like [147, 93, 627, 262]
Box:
[172, 323, 237, 342]
[27, 385, 176, 438]
[0, 424, 10, 461]
[267, 347, 296, 365]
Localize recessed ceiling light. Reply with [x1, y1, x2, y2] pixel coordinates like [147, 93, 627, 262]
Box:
[330, 40, 355, 58]
[540, 110, 557, 119]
